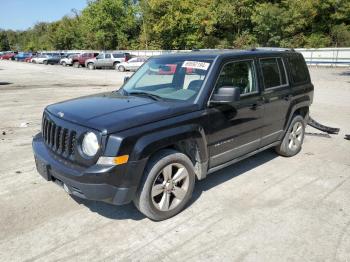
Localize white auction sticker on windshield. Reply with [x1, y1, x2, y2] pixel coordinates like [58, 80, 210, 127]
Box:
[182, 61, 210, 70]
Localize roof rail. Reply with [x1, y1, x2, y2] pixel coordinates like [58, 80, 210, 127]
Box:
[250, 47, 295, 52]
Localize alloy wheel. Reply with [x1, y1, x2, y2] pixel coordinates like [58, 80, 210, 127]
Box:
[288, 121, 303, 151]
[151, 163, 190, 211]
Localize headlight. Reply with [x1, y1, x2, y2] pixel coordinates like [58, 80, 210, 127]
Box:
[82, 132, 99, 157]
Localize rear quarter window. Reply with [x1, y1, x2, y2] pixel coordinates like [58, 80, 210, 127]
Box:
[287, 54, 309, 84]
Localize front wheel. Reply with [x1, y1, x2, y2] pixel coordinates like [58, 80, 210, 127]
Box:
[87, 63, 95, 70]
[62, 62, 67, 67]
[43, 60, 48, 65]
[114, 62, 120, 70]
[73, 62, 80, 68]
[134, 149, 195, 221]
[275, 115, 306, 157]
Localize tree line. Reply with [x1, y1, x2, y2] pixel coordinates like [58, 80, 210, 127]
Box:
[0, 0, 349, 51]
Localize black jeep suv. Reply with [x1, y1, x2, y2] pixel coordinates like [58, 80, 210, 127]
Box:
[33, 49, 313, 220]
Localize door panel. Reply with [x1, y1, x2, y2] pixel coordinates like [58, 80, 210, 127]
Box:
[206, 59, 264, 168]
[103, 54, 112, 67]
[259, 57, 291, 147]
[207, 96, 264, 167]
[95, 54, 104, 67]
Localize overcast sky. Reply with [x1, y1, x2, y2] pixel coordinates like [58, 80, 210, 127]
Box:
[0, 0, 87, 30]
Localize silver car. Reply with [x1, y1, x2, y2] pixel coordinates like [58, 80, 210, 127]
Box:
[117, 57, 148, 72]
[85, 52, 132, 70]
[60, 54, 79, 66]
[31, 55, 51, 64]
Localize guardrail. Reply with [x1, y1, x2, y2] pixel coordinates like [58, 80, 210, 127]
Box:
[295, 48, 350, 67]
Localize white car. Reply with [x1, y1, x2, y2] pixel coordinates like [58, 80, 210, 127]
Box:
[60, 54, 78, 67]
[117, 57, 147, 72]
[32, 55, 51, 64]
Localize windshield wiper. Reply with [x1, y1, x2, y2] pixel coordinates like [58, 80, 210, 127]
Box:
[128, 91, 163, 101]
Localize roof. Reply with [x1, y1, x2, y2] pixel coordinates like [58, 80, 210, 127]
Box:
[153, 48, 296, 60]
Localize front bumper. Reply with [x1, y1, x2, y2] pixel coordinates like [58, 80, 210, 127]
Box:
[32, 134, 145, 205]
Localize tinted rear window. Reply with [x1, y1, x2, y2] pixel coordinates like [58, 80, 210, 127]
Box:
[113, 54, 124, 58]
[288, 54, 309, 84]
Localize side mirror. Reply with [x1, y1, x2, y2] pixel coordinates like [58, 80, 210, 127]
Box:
[124, 76, 130, 83]
[211, 86, 240, 104]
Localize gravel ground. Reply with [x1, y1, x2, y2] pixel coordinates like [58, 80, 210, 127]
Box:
[0, 61, 349, 262]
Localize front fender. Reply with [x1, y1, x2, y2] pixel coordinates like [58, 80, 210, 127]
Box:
[130, 124, 208, 163]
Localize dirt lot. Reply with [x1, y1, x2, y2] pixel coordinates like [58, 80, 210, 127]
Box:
[0, 60, 349, 261]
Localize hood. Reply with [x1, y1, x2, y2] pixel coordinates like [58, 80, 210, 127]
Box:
[46, 92, 197, 134]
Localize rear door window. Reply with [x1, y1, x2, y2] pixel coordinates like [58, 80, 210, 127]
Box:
[105, 54, 111, 59]
[260, 58, 288, 89]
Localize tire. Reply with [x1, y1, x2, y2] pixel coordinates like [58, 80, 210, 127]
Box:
[62, 62, 67, 67]
[73, 62, 80, 68]
[134, 149, 196, 221]
[43, 60, 48, 65]
[118, 65, 126, 72]
[87, 63, 95, 70]
[275, 115, 306, 157]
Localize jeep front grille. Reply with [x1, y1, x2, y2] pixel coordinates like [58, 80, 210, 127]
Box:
[42, 115, 77, 158]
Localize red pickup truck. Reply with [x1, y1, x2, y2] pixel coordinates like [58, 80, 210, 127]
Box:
[72, 52, 99, 68]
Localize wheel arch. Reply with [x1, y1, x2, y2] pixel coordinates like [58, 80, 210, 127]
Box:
[283, 98, 311, 131]
[130, 125, 209, 180]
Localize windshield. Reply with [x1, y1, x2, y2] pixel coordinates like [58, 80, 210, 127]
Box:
[122, 57, 213, 102]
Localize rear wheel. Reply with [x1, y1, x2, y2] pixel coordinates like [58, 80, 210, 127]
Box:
[87, 63, 95, 70]
[73, 61, 80, 68]
[134, 149, 195, 221]
[118, 65, 126, 72]
[43, 60, 48, 65]
[62, 61, 67, 67]
[275, 115, 305, 157]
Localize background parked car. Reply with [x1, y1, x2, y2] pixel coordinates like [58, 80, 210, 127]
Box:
[46, 54, 65, 65]
[60, 53, 79, 66]
[85, 52, 132, 70]
[31, 54, 51, 64]
[1, 52, 17, 60]
[14, 52, 32, 61]
[117, 57, 147, 72]
[72, 52, 99, 68]
[24, 55, 34, 62]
